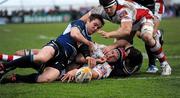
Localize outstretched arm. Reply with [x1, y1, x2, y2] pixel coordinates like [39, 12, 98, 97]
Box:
[70, 27, 94, 52]
[70, 27, 93, 47]
[99, 21, 132, 38]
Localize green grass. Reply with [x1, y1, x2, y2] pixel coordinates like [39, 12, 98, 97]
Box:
[0, 18, 180, 98]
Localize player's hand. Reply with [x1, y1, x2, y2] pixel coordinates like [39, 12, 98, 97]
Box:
[98, 30, 110, 39]
[103, 45, 114, 54]
[61, 69, 78, 83]
[86, 56, 96, 68]
[96, 57, 107, 64]
[88, 41, 95, 53]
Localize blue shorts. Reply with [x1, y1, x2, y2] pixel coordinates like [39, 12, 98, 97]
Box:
[43, 40, 68, 72]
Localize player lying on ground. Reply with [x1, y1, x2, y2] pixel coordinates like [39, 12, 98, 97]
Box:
[0, 14, 105, 83]
[0, 42, 142, 83]
[61, 43, 143, 82]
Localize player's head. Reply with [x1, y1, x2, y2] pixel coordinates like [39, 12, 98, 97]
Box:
[105, 48, 122, 63]
[87, 14, 105, 35]
[107, 46, 143, 67]
[99, 0, 118, 16]
[124, 46, 143, 68]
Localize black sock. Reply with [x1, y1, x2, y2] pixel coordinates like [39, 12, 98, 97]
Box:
[16, 73, 39, 83]
[4, 55, 35, 69]
[0, 73, 38, 84]
[145, 44, 156, 66]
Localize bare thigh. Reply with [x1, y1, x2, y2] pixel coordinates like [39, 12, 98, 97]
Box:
[34, 46, 55, 63]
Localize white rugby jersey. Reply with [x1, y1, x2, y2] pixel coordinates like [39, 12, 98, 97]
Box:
[90, 1, 154, 31]
[131, 0, 165, 20]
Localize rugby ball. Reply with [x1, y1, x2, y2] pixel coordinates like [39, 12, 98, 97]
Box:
[75, 67, 92, 83]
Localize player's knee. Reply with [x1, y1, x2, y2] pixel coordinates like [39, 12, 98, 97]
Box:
[140, 23, 153, 41]
[141, 33, 154, 44]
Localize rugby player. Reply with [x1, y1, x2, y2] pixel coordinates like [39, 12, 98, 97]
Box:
[0, 14, 104, 83]
[61, 43, 143, 82]
[80, 0, 171, 75]
[127, 0, 165, 73]
[0, 43, 142, 83]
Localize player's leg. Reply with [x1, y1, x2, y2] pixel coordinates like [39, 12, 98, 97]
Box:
[0, 44, 56, 81]
[36, 67, 60, 83]
[0, 49, 39, 62]
[145, 44, 158, 73]
[14, 49, 40, 56]
[146, 29, 164, 73]
[1, 63, 61, 83]
[0, 54, 21, 62]
[0, 46, 54, 72]
[140, 20, 171, 75]
[0, 49, 40, 62]
[0, 39, 58, 73]
[0, 73, 40, 84]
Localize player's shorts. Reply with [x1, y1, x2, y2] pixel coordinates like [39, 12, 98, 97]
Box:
[43, 40, 68, 72]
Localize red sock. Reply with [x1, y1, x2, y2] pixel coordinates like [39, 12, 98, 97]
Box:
[0, 54, 21, 62]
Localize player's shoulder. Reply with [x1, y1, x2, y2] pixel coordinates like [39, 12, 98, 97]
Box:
[71, 19, 86, 30]
[71, 19, 85, 26]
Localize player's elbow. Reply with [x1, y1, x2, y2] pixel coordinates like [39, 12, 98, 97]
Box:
[119, 28, 131, 36]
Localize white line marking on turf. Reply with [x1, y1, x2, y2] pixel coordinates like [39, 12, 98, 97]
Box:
[3, 29, 11, 32]
[38, 35, 55, 40]
[142, 53, 180, 59]
[117, 76, 180, 80]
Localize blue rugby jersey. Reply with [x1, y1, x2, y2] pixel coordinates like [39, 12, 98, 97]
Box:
[56, 20, 91, 61]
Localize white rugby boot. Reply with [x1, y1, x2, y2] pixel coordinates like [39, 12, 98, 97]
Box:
[161, 62, 172, 76]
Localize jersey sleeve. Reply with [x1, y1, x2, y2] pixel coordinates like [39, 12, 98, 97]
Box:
[90, 6, 104, 15]
[71, 20, 85, 33]
[154, 0, 164, 20]
[71, 20, 92, 41]
[116, 8, 133, 23]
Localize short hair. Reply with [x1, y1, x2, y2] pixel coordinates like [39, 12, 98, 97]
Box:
[89, 14, 105, 26]
[125, 47, 143, 67]
[99, 0, 118, 8]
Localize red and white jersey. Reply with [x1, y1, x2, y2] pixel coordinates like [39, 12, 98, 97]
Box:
[131, 0, 164, 20]
[154, 0, 165, 20]
[92, 62, 113, 79]
[90, 1, 154, 31]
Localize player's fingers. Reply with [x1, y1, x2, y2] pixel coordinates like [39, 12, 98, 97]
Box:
[71, 76, 75, 81]
[98, 29, 103, 33]
[61, 74, 68, 82]
[67, 75, 73, 83]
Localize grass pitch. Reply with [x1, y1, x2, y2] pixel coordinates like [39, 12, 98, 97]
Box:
[0, 18, 180, 98]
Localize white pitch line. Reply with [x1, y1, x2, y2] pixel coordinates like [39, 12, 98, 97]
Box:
[117, 76, 180, 80]
[38, 35, 55, 40]
[143, 53, 180, 59]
